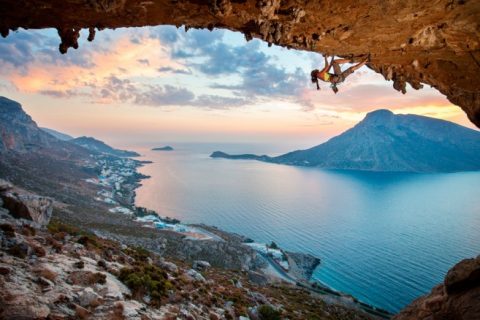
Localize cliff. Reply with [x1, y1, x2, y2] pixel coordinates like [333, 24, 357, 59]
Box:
[0, 0, 479, 127]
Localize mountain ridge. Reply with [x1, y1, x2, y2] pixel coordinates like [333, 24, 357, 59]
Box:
[71, 136, 140, 157]
[211, 109, 480, 173]
[40, 127, 74, 141]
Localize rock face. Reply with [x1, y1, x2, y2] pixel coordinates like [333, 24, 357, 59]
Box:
[394, 256, 480, 320]
[0, 179, 53, 226]
[0, 96, 55, 153]
[213, 109, 480, 172]
[285, 251, 321, 281]
[1, 192, 53, 226]
[0, 1, 479, 127]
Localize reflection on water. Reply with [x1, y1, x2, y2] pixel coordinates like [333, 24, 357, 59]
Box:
[134, 143, 480, 312]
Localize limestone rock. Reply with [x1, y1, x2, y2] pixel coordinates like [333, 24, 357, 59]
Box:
[0, 179, 13, 192]
[394, 255, 480, 320]
[0, 294, 51, 319]
[193, 260, 211, 271]
[444, 256, 480, 294]
[248, 271, 268, 286]
[186, 269, 206, 282]
[78, 287, 101, 307]
[158, 260, 178, 273]
[1, 192, 53, 226]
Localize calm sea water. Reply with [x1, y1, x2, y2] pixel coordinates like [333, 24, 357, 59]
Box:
[134, 143, 480, 313]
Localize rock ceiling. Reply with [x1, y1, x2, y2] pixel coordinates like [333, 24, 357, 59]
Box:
[1, 0, 479, 127]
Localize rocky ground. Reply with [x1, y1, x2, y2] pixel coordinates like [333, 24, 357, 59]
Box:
[0, 183, 377, 320]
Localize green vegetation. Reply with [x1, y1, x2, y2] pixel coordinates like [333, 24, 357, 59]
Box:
[123, 245, 151, 262]
[258, 305, 281, 320]
[118, 264, 171, 306]
[47, 219, 82, 235]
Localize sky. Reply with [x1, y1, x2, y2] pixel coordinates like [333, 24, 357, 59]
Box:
[0, 26, 475, 148]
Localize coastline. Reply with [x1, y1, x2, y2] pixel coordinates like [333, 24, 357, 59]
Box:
[92, 152, 393, 319]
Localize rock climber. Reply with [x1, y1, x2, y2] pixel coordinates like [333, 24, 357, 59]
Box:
[311, 55, 369, 93]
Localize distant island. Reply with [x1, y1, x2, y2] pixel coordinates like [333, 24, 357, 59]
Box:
[211, 109, 480, 173]
[152, 146, 174, 151]
[210, 151, 270, 161]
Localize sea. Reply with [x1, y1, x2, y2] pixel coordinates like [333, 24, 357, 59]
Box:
[133, 142, 480, 313]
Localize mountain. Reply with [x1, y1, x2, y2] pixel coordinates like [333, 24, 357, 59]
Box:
[152, 146, 174, 151]
[40, 127, 74, 141]
[0, 96, 88, 158]
[0, 96, 97, 200]
[71, 136, 140, 157]
[211, 109, 480, 173]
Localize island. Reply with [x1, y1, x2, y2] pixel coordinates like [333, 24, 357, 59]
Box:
[210, 110, 480, 173]
[152, 146, 174, 151]
[210, 151, 271, 161]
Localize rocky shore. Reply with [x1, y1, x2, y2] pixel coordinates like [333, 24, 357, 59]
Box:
[87, 153, 323, 283]
[0, 182, 379, 319]
[85, 154, 393, 318]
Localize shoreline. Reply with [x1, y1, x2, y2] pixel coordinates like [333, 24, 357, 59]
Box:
[91, 152, 393, 318]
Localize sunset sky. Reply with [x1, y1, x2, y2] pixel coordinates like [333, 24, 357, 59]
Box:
[0, 26, 475, 148]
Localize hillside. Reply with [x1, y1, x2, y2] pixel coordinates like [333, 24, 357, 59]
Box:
[72, 136, 140, 157]
[40, 127, 74, 141]
[211, 110, 480, 173]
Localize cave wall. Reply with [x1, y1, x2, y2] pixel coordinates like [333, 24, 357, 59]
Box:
[0, 0, 479, 127]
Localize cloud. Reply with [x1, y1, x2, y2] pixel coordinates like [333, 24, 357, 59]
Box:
[152, 29, 310, 105]
[38, 89, 79, 98]
[150, 25, 181, 44]
[113, 79, 249, 109]
[0, 26, 462, 121]
[0, 32, 40, 70]
[192, 95, 248, 109]
[134, 84, 195, 106]
[157, 66, 192, 75]
[137, 58, 150, 65]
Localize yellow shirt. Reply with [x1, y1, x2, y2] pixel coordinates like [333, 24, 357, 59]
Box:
[320, 72, 330, 82]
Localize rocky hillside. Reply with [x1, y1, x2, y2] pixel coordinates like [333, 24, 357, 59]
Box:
[0, 96, 101, 209]
[212, 110, 480, 172]
[0, 181, 376, 320]
[41, 127, 74, 141]
[0, 1, 479, 127]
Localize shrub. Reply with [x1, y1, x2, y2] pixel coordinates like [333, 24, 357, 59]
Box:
[258, 305, 281, 320]
[47, 220, 81, 236]
[118, 264, 169, 306]
[123, 246, 150, 262]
